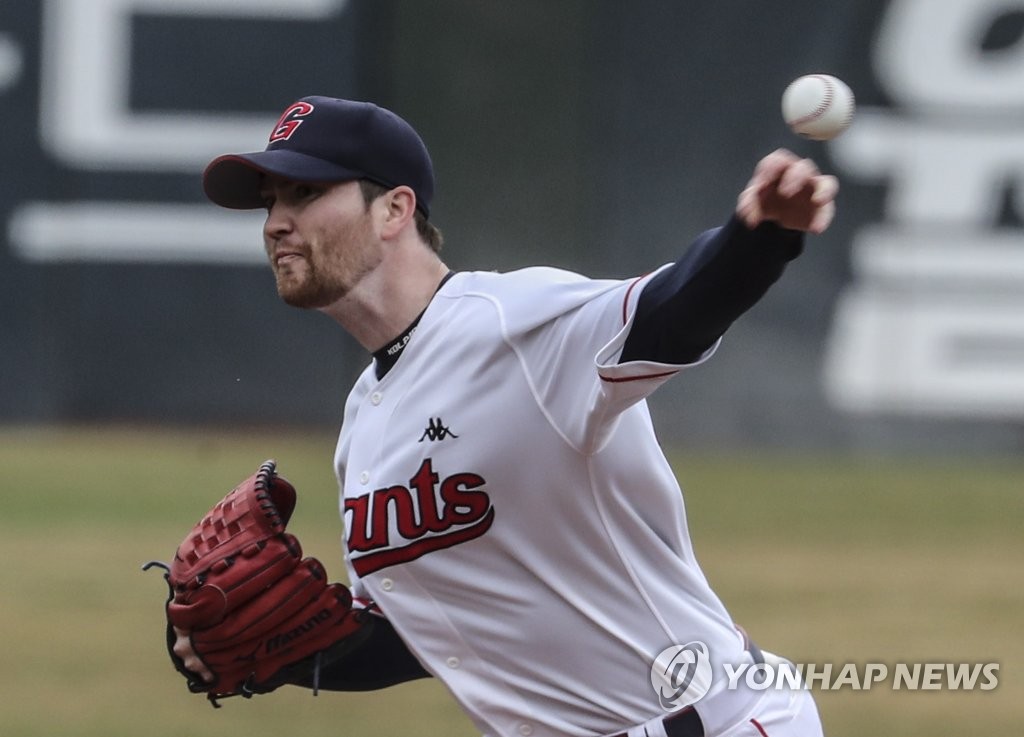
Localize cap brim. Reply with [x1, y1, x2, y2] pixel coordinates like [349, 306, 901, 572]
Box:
[202, 150, 364, 209]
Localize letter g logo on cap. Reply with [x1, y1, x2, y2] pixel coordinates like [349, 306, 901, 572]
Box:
[269, 101, 315, 143]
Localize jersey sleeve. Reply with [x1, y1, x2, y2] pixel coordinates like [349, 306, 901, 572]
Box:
[490, 266, 714, 455]
[620, 218, 803, 364]
[590, 267, 722, 431]
[563, 219, 802, 450]
[286, 615, 431, 691]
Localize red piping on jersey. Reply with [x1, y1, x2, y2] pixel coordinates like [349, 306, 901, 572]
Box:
[750, 718, 770, 737]
[600, 370, 679, 384]
[622, 274, 647, 325]
[606, 273, 679, 383]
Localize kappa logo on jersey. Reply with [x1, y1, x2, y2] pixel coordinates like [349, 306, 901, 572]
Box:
[419, 417, 458, 442]
[269, 101, 315, 142]
[344, 458, 494, 576]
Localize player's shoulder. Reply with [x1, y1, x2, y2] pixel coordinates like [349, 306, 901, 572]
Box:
[450, 266, 588, 291]
[438, 267, 628, 334]
[444, 266, 617, 305]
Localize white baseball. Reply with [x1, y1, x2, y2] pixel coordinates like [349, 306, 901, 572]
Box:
[781, 74, 855, 141]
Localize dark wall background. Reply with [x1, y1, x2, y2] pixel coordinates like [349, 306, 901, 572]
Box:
[2, 0, 1022, 453]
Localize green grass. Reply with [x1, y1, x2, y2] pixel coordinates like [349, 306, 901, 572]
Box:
[1, 426, 1021, 737]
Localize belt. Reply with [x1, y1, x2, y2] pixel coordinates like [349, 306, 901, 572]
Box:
[608, 704, 704, 737]
[611, 630, 765, 737]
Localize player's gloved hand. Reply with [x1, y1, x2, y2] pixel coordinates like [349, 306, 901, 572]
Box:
[144, 460, 370, 706]
[735, 148, 839, 234]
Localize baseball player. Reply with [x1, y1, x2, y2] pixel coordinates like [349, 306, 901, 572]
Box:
[175, 96, 836, 736]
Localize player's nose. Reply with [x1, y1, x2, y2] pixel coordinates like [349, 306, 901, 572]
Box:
[263, 201, 295, 242]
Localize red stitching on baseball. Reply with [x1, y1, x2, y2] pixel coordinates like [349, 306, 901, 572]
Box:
[790, 74, 834, 126]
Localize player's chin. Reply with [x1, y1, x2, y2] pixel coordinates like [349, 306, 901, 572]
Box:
[277, 280, 345, 310]
[276, 275, 311, 306]
[278, 286, 318, 309]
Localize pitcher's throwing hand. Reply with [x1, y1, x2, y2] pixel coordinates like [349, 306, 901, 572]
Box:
[737, 148, 839, 234]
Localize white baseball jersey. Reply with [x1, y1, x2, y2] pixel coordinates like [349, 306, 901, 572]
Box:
[335, 267, 756, 737]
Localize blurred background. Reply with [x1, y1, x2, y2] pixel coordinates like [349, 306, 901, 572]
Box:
[1, 1, 1021, 736]
[3, 0, 1024, 451]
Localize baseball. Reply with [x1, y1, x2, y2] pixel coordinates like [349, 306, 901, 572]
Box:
[781, 74, 855, 141]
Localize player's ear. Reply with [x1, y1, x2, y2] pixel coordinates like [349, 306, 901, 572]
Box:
[378, 185, 417, 239]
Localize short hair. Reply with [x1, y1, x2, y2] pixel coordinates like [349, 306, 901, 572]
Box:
[358, 180, 443, 253]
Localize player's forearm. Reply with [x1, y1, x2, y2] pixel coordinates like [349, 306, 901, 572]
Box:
[286, 616, 432, 691]
[620, 217, 803, 364]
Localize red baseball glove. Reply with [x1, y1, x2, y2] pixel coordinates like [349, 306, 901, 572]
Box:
[145, 460, 367, 705]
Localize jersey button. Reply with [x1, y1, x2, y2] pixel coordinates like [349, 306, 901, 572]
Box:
[518, 724, 533, 736]
[380, 578, 394, 591]
[446, 656, 460, 669]
[370, 392, 383, 405]
[359, 471, 370, 484]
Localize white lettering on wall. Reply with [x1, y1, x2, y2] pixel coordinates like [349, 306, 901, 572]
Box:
[0, 33, 24, 93]
[9, 0, 348, 264]
[39, 0, 349, 170]
[824, 0, 1024, 418]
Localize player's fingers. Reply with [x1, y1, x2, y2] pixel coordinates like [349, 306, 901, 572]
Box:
[172, 626, 215, 682]
[777, 157, 821, 198]
[735, 185, 763, 229]
[741, 149, 799, 224]
[749, 148, 798, 190]
[810, 174, 840, 205]
[808, 200, 836, 234]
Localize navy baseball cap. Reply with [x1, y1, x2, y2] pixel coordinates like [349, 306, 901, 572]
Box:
[203, 96, 435, 216]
